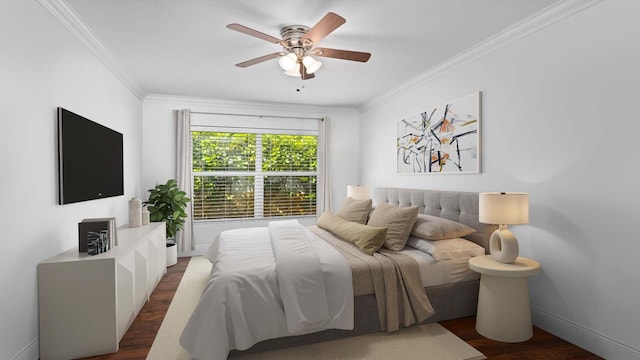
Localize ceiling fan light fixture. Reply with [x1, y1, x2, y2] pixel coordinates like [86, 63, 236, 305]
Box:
[228, 12, 371, 79]
[278, 53, 298, 70]
[302, 56, 322, 74]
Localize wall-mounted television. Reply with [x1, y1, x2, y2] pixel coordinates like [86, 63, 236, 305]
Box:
[57, 107, 124, 205]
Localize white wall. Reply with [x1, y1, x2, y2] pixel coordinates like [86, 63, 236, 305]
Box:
[142, 96, 360, 255]
[359, 1, 639, 358]
[0, 1, 143, 359]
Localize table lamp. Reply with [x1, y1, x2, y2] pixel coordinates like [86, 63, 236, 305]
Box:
[347, 185, 370, 200]
[479, 192, 529, 263]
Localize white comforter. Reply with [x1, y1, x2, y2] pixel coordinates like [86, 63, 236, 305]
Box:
[179, 220, 354, 360]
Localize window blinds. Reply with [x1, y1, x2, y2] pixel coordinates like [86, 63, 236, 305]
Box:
[191, 131, 318, 221]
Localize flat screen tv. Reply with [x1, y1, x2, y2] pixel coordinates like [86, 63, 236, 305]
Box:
[57, 107, 124, 204]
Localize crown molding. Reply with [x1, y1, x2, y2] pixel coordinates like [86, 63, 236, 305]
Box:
[38, 0, 145, 100]
[39, 0, 602, 110]
[144, 94, 359, 116]
[360, 0, 604, 112]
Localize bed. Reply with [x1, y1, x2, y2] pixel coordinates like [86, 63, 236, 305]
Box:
[180, 188, 497, 359]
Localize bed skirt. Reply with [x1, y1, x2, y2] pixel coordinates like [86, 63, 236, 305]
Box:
[229, 279, 479, 356]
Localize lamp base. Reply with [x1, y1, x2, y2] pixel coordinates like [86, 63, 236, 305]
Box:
[489, 225, 519, 263]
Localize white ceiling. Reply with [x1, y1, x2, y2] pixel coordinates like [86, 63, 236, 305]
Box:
[63, 0, 561, 107]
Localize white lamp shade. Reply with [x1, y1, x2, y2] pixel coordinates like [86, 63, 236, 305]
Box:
[302, 56, 322, 74]
[278, 53, 298, 71]
[479, 192, 529, 225]
[347, 185, 370, 200]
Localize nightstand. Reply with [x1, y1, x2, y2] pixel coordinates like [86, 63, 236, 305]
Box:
[468, 255, 541, 343]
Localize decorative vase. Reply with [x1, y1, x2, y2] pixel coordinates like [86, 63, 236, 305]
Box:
[141, 206, 150, 225]
[128, 197, 142, 227]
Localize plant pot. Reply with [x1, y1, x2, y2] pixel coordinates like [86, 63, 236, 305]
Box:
[166, 242, 178, 267]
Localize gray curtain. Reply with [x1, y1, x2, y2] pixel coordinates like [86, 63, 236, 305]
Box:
[317, 117, 332, 216]
[174, 109, 195, 252]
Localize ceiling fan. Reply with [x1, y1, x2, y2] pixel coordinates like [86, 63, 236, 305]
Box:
[227, 12, 371, 80]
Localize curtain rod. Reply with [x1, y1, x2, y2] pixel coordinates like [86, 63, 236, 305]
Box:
[189, 111, 323, 121]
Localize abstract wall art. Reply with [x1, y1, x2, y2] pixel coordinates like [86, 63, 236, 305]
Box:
[397, 92, 481, 174]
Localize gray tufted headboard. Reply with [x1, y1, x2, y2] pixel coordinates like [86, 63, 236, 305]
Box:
[374, 187, 497, 252]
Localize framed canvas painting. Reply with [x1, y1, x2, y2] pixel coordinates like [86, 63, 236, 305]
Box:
[397, 92, 481, 174]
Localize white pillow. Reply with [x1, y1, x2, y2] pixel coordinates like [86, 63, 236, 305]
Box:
[406, 237, 485, 261]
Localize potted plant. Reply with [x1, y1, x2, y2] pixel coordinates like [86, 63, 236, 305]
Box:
[145, 179, 190, 267]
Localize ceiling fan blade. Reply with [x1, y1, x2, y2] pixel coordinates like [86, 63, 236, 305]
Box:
[235, 52, 280, 68]
[304, 12, 346, 43]
[313, 47, 371, 62]
[227, 23, 282, 44]
[301, 63, 315, 80]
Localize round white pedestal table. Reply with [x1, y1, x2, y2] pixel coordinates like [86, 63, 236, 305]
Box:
[468, 255, 541, 343]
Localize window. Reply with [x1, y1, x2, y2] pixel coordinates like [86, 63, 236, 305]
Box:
[191, 130, 318, 221]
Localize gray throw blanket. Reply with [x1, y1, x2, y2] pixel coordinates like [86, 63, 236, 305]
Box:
[309, 226, 435, 331]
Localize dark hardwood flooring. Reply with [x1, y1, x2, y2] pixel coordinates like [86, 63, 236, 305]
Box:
[84, 256, 603, 360]
[439, 318, 603, 360]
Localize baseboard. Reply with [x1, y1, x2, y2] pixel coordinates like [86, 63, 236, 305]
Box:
[532, 306, 640, 360]
[12, 337, 39, 360]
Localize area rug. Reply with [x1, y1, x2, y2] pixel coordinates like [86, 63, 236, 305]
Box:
[147, 256, 485, 360]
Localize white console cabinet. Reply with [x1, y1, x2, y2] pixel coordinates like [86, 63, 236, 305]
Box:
[38, 222, 166, 360]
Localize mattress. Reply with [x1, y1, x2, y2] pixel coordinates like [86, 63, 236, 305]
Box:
[400, 247, 480, 287]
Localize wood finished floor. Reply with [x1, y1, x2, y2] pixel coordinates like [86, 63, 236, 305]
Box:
[83, 256, 603, 360]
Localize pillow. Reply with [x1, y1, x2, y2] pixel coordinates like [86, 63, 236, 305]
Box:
[411, 214, 476, 240]
[406, 237, 485, 261]
[316, 212, 387, 255]
[367, 204, 419, 251]
[336, 197, 372, 224]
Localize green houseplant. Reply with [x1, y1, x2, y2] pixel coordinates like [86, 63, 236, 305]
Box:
[145, 179, 191, 240]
